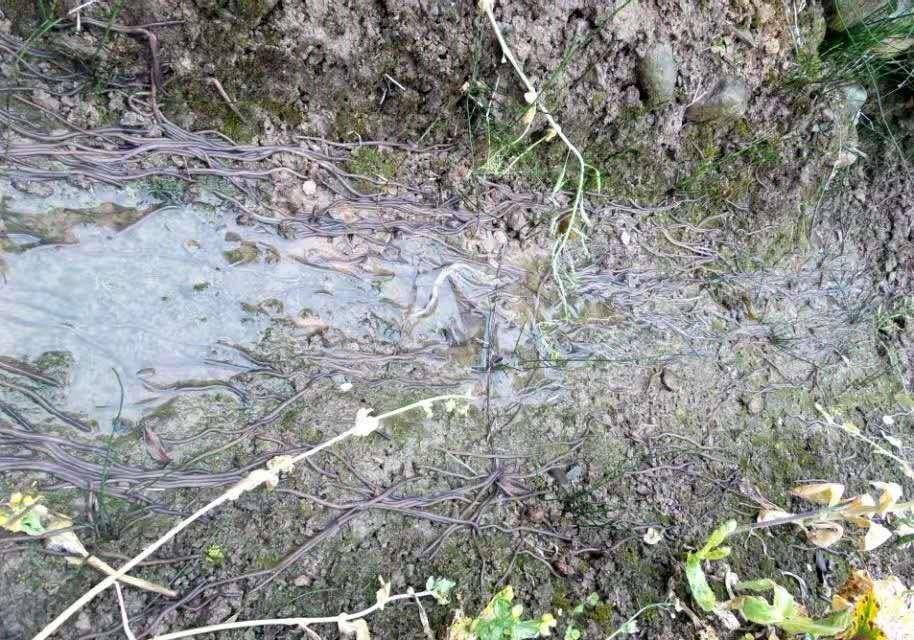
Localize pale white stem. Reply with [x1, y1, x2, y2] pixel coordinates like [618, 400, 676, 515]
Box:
[606, 602, 671, 640]
[413, 591, 435, 640]
[480, 0, 589, 313]
[374, 391, 474, 421]
[151, 591, 435, 640]
[68, 0, 103, 15]
[32, 395, 467, 640]
[816, 404, 914, 479]
[113, 583, 137, 640]
[479, 0, 588, 224]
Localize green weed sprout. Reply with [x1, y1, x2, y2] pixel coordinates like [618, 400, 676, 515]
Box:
[685, 520, 851, 637]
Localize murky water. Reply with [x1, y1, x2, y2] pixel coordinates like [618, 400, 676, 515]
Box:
[0, 180, 497, 429]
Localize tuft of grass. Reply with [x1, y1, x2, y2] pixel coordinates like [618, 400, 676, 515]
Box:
[678, 131, 782, 205]
[821, 7, 914, 89]
[874, 295, 914, 383]
[785, 5, 913, 159]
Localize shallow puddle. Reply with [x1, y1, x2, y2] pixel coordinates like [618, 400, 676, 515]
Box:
[0, 181, 502, 429]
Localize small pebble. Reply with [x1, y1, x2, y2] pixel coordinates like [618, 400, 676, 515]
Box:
[685, 76, 749, 123]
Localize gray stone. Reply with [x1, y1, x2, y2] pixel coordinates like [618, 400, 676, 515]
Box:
[565, 464, 585, 484]
[660, 368, 680, 391]
[838, 83, 868, 120]
[746, 395, 765, 415]
[639, 43, 677, 105]
[686, 77, 749, 123]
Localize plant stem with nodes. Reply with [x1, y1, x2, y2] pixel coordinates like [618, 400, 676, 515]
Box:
[732, 500, 914, 536]
[151, 590, 437, 640]
[478, 0, 593, 314]
[32, 391, 474, 640]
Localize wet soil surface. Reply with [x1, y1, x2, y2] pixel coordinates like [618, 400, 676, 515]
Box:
[1, 2, 914, 640]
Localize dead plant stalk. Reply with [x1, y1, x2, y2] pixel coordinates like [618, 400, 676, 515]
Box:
[479, 0, 590, 309]
[32, 391, 472, 640]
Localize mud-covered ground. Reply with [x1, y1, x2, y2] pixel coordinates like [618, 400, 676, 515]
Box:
[1, 1, 913, 639]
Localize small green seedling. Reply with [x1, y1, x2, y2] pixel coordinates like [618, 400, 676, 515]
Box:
[204, 543, 225, 566]
[685, 521, 851, 637]
[448, 587, 557, 640]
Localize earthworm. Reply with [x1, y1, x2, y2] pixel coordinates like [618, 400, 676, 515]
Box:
[139, 378, 250, 406]
[0, 356, 63, 388]
[0, 378, 93, 432]
[0, 400, 37, 431]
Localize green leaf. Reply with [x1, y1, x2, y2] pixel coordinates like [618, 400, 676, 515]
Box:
[699, 520, 737, 556]
[18, 510, 45, 535]
[686, 552, 718, 612]
[427, 577, 456, 604]
[704, 546, 731, 561]
[686, 520, 738, 612]
[493, 598, 512, 620]
[477, 622, 502, 640]
[585, 592, 600, 607]
[734, 579, 780, 592]
[571, 604, 584, 615]
[732, 581, 797, 625]
[511, 620, 541, 640]
[564, 625, 582, 640]
[732, 595, 791, 625]
[778, 610, 852, 638]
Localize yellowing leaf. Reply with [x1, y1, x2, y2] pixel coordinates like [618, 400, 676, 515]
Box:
[521, 106, 536, 127]
[538, 613, 558, 636]
[806, 522, 844, 548]
[446, 613, 473, 640]
[834, 570, 914, 640]
[0, 496, 48, 535]
[777, 610, 851, 637]
[871, 576, 914, 640]
[10, 492, 37, 508]
[843, 494, 877, 521]
[842, 422, 861, 435]
[840, 583, 885, 640]
[791, 483, 845, 507]
[861, 522, 893, 552]
[870, 482, 903, 515]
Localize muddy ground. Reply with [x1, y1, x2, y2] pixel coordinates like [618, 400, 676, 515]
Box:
[1, 1, 913, 639]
